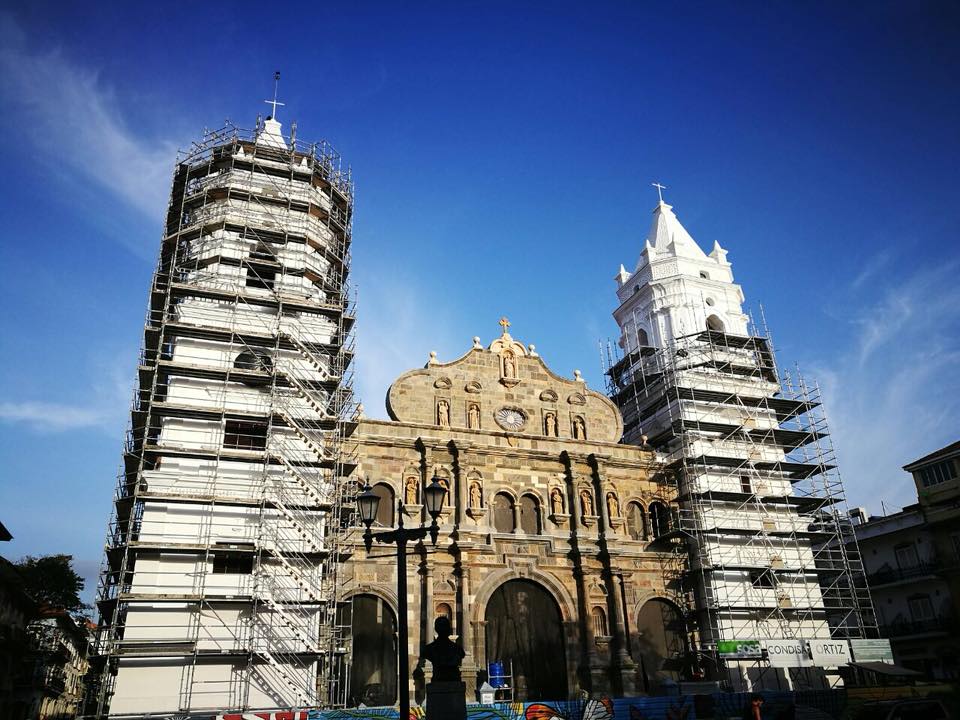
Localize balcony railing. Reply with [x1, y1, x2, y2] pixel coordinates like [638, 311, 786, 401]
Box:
[866, 562, 939, 586]
[880, 616, 955, 637]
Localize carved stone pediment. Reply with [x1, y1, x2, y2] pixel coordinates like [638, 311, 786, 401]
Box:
[384, 318, 625, 442]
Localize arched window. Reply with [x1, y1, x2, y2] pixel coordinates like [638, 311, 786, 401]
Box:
[493, 492, 516, 533]
[649, 501, 670, 538]
[436, 602, 453, 622]
[519, 494, 541, 535]
[637, 328, 649, 347]
[591, 606, 608, 637]
[626, 502, 647, 541]
[372, 483, 394, 527]
[699, 271, 710, 280]
[706, 314, 725, 332]
[234, 348, 273, 372]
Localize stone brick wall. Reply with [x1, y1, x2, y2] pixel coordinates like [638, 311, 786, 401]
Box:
[342, 330, 683, 702]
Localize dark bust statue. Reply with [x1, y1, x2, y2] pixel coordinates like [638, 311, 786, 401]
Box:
[423, 616, 465, 683]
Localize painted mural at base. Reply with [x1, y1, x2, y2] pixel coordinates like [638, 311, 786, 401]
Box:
[220, 690, 851, 720]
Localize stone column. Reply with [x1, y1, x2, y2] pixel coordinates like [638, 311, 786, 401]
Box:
[417, 550, 434, 702]
[457, 563, 477, 698]
[449, 440, 467, 529]
[570, 467, 602, 676]
[610, 572, 637, 695]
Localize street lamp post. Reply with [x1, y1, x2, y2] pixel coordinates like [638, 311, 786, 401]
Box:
[357, 476, 447, 719]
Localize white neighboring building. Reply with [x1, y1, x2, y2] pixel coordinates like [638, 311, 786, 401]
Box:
[93, 112, 357, 716]
[606, 198, 876, 690]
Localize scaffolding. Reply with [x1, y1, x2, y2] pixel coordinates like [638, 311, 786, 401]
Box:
[605, 323, 878, 686]
[91, 120, 358, 717]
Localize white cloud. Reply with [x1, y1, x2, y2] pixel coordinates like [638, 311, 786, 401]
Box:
[0, 14, 177, 221]
[352, 275, 458, 419]
[1, 345, 135, 434]
[810, 260, 960, 515]
[0, 402, 108, 432]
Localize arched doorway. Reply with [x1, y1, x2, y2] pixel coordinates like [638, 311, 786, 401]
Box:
[485, 579, 567, 700]
[345, 594, 397, 707]
[635, 598, 686, 692]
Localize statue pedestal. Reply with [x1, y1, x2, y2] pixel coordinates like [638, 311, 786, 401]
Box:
[425, 680, 467, 720]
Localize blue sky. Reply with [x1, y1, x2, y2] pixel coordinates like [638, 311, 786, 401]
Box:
[1, 1, 958, 601]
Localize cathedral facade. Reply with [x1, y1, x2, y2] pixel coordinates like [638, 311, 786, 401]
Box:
[340, 324, 686, 704]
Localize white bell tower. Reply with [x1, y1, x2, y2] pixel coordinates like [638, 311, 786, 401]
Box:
[613, 195, 749, 351]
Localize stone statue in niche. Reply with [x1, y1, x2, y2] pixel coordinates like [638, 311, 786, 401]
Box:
[437, 399, 450, 427]
[550, 487, 564, 515]
[502, 351, 517, 379]
[544, 411, 558, 437]
[437, 476, 450, 494]
[580, 488, 594, 517]
[606, 491, 621, 519]
[572, 415, 586, 440]
[468, 403, 481, 429]
[469, 481, 482, 509]
[405, 476, 418, 505]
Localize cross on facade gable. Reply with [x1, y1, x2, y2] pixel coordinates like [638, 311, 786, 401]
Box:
[498, 316, 511, 335]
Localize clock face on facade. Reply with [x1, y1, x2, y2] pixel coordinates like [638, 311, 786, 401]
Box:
[494, 407, 526, 431]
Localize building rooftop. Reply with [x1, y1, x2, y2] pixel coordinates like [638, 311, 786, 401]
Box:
[903, 439, 960, 471]
[853, 503, 923, 541]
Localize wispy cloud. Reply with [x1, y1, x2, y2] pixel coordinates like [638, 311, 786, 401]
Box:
[850, 248, 892, 291]
[0, 402, 109, 432]
[810, 259, 960, 515]
[0, 346, 135, 434]
[0, 14, 176, 222]
[352, 274, 458, 419]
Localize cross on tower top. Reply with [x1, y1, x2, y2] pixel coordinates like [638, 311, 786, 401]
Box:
[652, 182, 667, 203]
[498, 316, 511, 335]
[264, 71, 285, 119]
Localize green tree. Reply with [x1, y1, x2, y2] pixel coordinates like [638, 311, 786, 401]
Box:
[14, 554, 87, 614]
